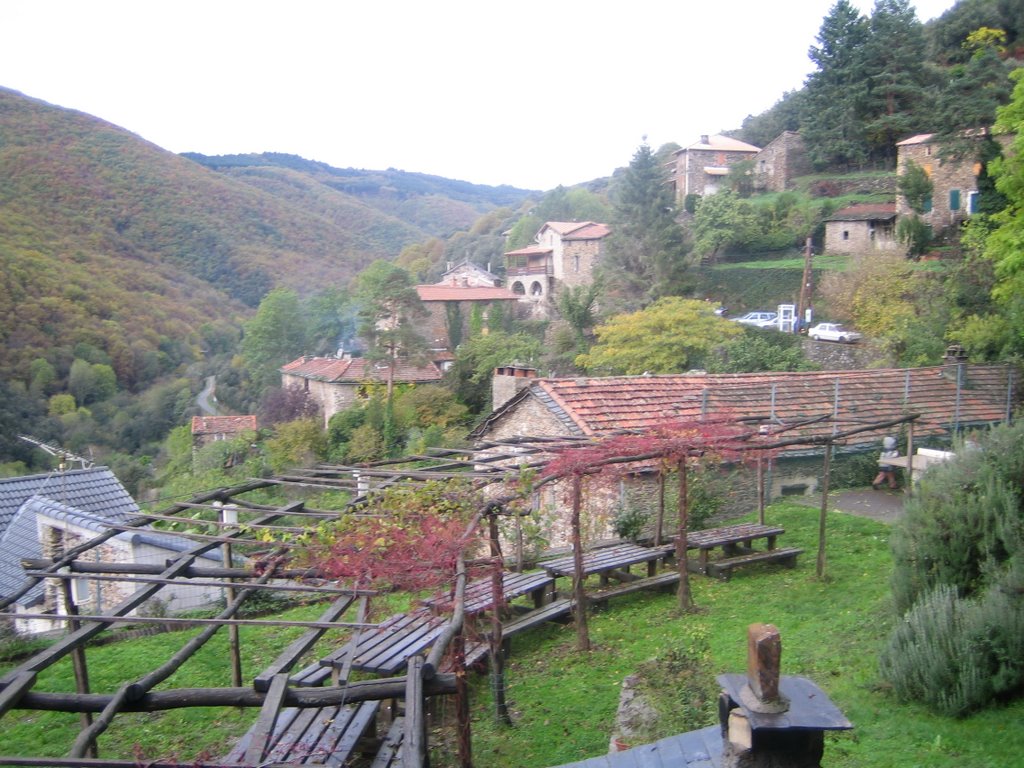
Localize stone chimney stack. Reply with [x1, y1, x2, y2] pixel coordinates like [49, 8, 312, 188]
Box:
[701, 134, 710, 144]
[492, 365, 538, 412]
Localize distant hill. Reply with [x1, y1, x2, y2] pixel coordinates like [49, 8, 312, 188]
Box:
[0, 87, 535, 386]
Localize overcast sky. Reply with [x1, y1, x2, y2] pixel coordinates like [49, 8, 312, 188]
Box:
[4, 0, 957, 191]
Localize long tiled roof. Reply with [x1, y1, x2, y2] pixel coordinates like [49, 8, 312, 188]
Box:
[473, 365, 1017, 445]
[190, 415, 257, 436]
[415, 285, 520, 302]
[280, 356, 443, 384]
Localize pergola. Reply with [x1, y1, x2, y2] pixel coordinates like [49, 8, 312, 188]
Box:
[0, 411, 920, 768]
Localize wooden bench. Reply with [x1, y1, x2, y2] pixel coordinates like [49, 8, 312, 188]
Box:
[422, 570, 555, 614]
[588, 570, 680, 607]
[501, 597, 573, 639]
[369, 717, 405, 768]
[704, 547, 803, 581]
[223, 699, 381, 765]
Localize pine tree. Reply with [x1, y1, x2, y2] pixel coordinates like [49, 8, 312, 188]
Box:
[599, 143, 690, 309]
[801, 0, 872, 169]
[860, 0, 931, 165]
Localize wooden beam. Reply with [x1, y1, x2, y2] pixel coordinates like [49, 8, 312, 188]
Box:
[243, 673, 290, 765]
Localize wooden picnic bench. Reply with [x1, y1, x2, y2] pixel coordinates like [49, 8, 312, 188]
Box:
[422, 569, 555, 615]
[685, 523, 785, 575]
[223, 699, 381, 766]
[540, 542, 670, 585]
[317, 609, 448, 678]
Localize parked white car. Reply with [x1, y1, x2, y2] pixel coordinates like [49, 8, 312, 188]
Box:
[809, 322, 862, 343]
[732, 311, 778, 328]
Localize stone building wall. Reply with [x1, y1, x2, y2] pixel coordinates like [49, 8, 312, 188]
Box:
[558, 239, 602, 289]
[754, 131, 811, 193]
[896, 140, 981, 234]
[281, 373, 357, 428]
[823, 219, 899, 255]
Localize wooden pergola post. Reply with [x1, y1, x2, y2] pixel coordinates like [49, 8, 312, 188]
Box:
[816, 441, 832, 579]
[488, 514, 511, 724]
[59, 578, 96, 758]
[676, 458, 694, 612]
[570, 474, 591, 651]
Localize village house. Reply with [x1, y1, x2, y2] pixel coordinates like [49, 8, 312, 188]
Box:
[280, 355, 445, 428]
[895, 131, 1009, 235]
[0, 467, 223, 634]
[752, 131, 812, 193]
[472, 362, 1017, 548]
[190, 415, 258, 451]
[503, 221, 610, 316]
[823, 203, 901, 255]
[414, 282, 521, 352]
[437, 260, 502, 287]
[668, 134, 761, 203]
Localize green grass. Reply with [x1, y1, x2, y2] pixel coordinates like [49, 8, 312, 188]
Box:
[3, 506, 1021, 767]
[463, 504, 1024, 768]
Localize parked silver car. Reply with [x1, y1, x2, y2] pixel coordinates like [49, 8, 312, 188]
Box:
[732, 311, 778, 328]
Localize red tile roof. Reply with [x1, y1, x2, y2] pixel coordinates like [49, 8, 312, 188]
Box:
[281, 356, 443, 384]
[190, 415, 257, 435]
[827, 203, 897, 222]
[540, 221, 611, 240]
[415, 285, 520, 302]
[473, 365, 1017, 447]
[504, 244, 552, 257]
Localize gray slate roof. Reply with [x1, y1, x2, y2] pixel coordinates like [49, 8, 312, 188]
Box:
[0, 467, 140, 606]
[551, 725, 722, 768]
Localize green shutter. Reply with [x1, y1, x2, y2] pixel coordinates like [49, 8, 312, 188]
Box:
[923, 195, 932, 213]
[950, 189, 961, 211]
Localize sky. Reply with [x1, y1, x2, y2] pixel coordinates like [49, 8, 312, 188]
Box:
[3, 0, 958, 191]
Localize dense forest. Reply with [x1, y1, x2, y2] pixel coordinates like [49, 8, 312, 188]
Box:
[2, 0, 1024, 500]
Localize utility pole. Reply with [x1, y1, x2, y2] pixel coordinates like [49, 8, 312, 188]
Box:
[797, 236, 813, 331]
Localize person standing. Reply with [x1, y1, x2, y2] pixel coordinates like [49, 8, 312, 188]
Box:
[873, 436, 899, 490]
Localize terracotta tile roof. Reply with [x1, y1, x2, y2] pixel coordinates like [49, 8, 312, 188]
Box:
[415, 285, 520, 302]
[826, 203, 897, 222]
[504, 244, 552, 257]
[281, 356, 443, 384]
[540, 221, 611, 240]
[190, 415, 257, 436]
[896, 133, 936, 146]
[677, 135, 761, 153]
[473, 365, 1018, 447]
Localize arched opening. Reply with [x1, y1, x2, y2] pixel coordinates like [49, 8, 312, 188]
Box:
[511, 281, 525, 295]
[530, 281, 543, 296]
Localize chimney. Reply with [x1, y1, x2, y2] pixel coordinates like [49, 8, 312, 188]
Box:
[942, 344, 968, 380]
[718, 624, 851, 768]
[492, 365, 538, 411]
[701, 134, 710, 144]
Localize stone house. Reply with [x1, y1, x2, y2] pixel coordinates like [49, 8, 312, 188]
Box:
[0, 467, 222, 634]
[895, 131, 1009, 235]
[280, 355, 444, 428]
[669, 135, 761, 203]
[753, 131, 811, 193]
[414, 283, 521, 352]
[503, 221, 611, 315]
[472, 363, 1017, 548]
[823, 203, 900, 255]
[438, 260, 502, 287]
[191, 415, 258, 451]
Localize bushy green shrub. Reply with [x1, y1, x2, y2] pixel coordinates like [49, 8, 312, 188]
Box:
[879, 570, 1024, 716]
[882, 422, 1024, 715]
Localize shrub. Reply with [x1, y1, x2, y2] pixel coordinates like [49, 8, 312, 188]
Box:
[879, 574, 1024, 716]
[882, 422, 1024, 715]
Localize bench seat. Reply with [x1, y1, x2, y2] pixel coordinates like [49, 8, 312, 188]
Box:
[705, 547, 803, 581]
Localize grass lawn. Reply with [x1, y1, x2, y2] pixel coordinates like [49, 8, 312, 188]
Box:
[463, 504, 1024, 768]
[2, 503, 1021, 766]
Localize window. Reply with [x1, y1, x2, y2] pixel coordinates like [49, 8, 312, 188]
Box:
[530, 281, 543, 296]
[511, 281, 525, 295]
[968, 191, 980, 214]
[923, 195, 932, 213]
[842, 230, 849, 241]
[72, 577, 90, 605]
[950, 189, 961, 211]
[573, 254, 580, 273]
